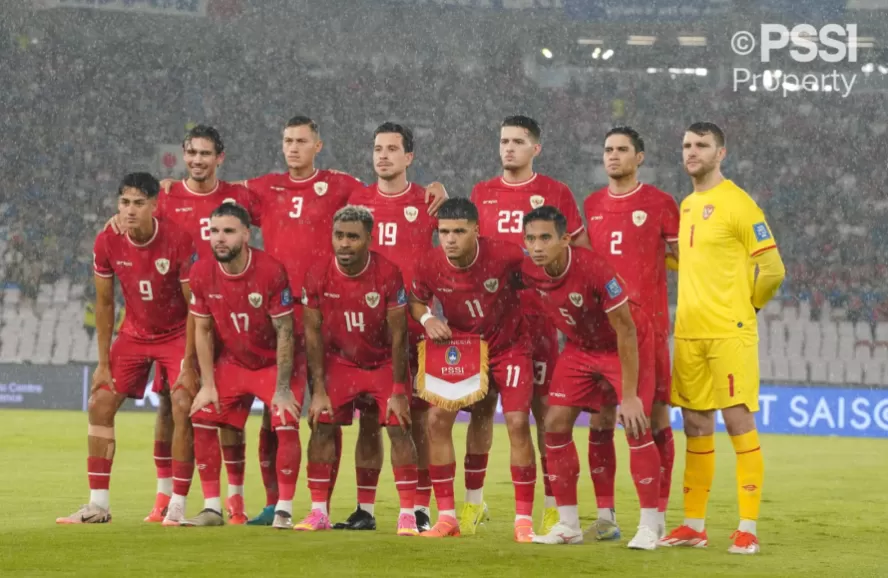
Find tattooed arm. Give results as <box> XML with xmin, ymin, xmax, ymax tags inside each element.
<box><xmin>273</xmin><ymin>314</ymin><xmax>295</xmax><ymax>394</ymax></box>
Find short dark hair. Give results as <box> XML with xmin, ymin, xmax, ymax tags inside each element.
<box><xmin>286</xmin><ymin>115</ymin><xmax>320</xmax><ymax>139</ymax></box>
<box><xmin>374</xmin><ymin>122</ymin><xmax>414</xmax><ymax>153</ymax></box>
<box><xmin>437</xmin><ymin>198</ymin><xmax>478</xmax><ymax>223</ymax></box>
<box><xmin>118</xmin><ymin>172</ymin><xmax>160</xmax><ymax>199</ymax></box>
<box><xmin>502</xmin><ymin>115</ymin><xmax>542</xmax><ymax>142</ymax></box>
<box><xmin>210</xmin><ymin>202</ymin><xmax>251</xmax><ymax>228</ymax></box>
<box><xmin>523</xmin><ymin>206</ymin><xmax>567</xmax><ymax>237</ymax></box>
<box><xmin>184</xmin><ymin>124</ymin><xmax>224</xmax><ymax>154</ymax></box>
<box><xmin>605</xmin><ymin>126</ymin><xmax>645</xmax><ymax>153</ymax></box>
<box><xmin>686</xmin><ymin>122</ymin><xmax>725</xmax><ymax>147</ymax></box>
<box><xmin>333</xmin><ymin>205</ymin><xmax>374</xmax><ymax>234</ymax></box>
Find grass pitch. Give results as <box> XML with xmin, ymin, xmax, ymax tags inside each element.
<box><xmin>0</xmin><ymin>409</ymin><xmax>885</xmax><ymax>577</ymax></box>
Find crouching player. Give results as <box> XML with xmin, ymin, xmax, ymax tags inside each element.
<box><xmin>296</xmin><ymin>206</ymin><xmax>419</xmax><ymax>535</ymax></box>
<box><xmin>183</xmin><ymin>203</ymin><xmax>304</xmax><ymax>528</ymax></box>
<box><xmin>521</xmin><ymin>206</ymin><xmax>662</xmax><ymax>550</ymax></box>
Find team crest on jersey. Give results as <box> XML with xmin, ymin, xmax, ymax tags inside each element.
<box><xmin>154</xmin><ymin>258</ymin><xmax>170</xmax><ymax>275</ymax></box>
<box><xmin>404</xmin><ymin>206</ymin><xmax>419</xmax><ymax>222</ymax></box>
<box><xmin>569</xmin><ymin>292</ymin><xmax>584</xmax><ymax>307</ymax></box>
<box><xmin>445</xmin><ymin>345</ymin><xmax>461</xmax><ymax>366</ymax></box>
<box><xmin>365</xmin><ymin>291</ymin><xmax>381</xmax><ymax>308</ymax></box>
<box><xmin>529</xmin><ymin>195</ymin><xmax>545</xmax><ymax>210</ymax></box>
<box><xmin>484</xmin><ymin>278</ymin><xmax>499</xmax><ymax>293</ymax></box>
<box><xmin>702</xmin><ymin>204</ymin><xmax>715</xmax><ymax>220</ymax></box>
<box><xmin>248</xmin><ymin>292</ymin><xmax>263</xmax><ymax>308</ymax></box>
<box><xmin>314</xmin><ymin>182</ymin><xmax>328</xmax><ymax>196</ymax></box>
<box><xmin>222</xmin><ymin>198</ymin><xmax>236</xmax><ymax>205</ymax></box>
<box><xmin>632</xmin><ymin>210</ymin><xmax>647</xmax><ymax>227</ymax></box>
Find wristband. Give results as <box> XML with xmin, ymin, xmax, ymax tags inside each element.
<box><xmin>392</xmin><ymin>382</ymin><xmax>409</xmax><ymax>396</ymax></box>
<box><xmin>420</xmin><ymin>312</ymin><xmax>435</xmax><ymax>327</ymax></box>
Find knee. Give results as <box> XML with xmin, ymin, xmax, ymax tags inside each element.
<box><xmin>505</xmin><ymin>413</ymin><xmax>531</xmax><ymax>439</ymax></box>
<box><xmin>87</xmin><ymin>390</ymin><xmax>118</xmax><ymax>423</ymax></box>
<box><xmin>683</xmin><ymin>410</ymin><xmax>714</xmax><ymax>437</ymax></box>
<box><xmin>426</xmin><ymin>409</ymin><xmax>454</xmax><ymax>437</ymax></box>
<box><xmin>590</xmin><ymin>407</ymin><xmax>618</xmax><ymax>431</ymax></box>
<box><xmin>543</xmin><ymin>406</ymin><xmax>573</xmax><ymax>433</ymax></box>
<box><xmin>650</xmin><ymin>404</ymin><xmax>671</xmax><ymax>433</ymax></box>
<box><xmin>310</xmin><ymin>423</ymin><xmax>336</xmax><ymax>445</ymax></box>
<box><xmin>358</xmin><ymin>412</ymin><xmax>382</xmax><ymax>439</ymax></box>
<box><xmin>171</xmin><ymin>390</ymin><xmax>192</xmax><ymax>425</ymax></box>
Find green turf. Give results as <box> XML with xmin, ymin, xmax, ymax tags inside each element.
<box><xmin>1</xmin><ymin>409</ymin><xmax>886</xmax><ymax>577</ymax></box>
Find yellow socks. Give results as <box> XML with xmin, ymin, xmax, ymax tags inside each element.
<box><xmin>683</xmin><ymin>435</ymin><xmax>716</xmax><ymax>522</ymax></box>
<box><xmin>731</xmin><ymin>430</ymin><xmax>764</xmax><ymax>524</ymax></box>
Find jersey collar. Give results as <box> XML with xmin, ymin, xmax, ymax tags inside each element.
<box><xmin>125</xmin><ymin>218</ymin><xmax>159</xmax><ymax>248</ymax></box>
<box><xmin>218</xmin><ymin>247</ymin><xmax>253</xmax><ymax>278</ymax></box>
<box><xmin>334</xmin><ymin>253</ymin><xmax>372</xmax><ymax>278</ymax></box>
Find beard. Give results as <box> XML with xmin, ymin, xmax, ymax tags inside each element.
<box><xmin>213</xmin><ymin>243</ymin><xmax>242</xmax><ymax>263</ymax></box>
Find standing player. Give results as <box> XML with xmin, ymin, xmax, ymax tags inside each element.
<box><xmin>57</xmin><ymin>173</ymin><xmax>197</xmax><ymax>524</ymax></box>
<box><xmin>659</xmin><ymin>123</ymin><xmax>784</xmax><ymax>554</ymax></box>
<box><xmin>521</xmin><ymin>207</ymin><xmax>662</xmax><ymax>550</ymax></box>
<box><xmin>108</xmin><ymin>125</ymin><xmax>261</xmax><ymax>524</ymax></box>
<box><xmin>469</xmin><ymin>116</ymin><xmax>591</xmax><ymax>535</ymax></box>
<box><xmin>183</xmin><ymin>203</ymin><xmax>304</xmax><ymax>528</ymax></box>
<box><xmin>410</xmin><ymin>198</ymin><xmax>538</xmax><ymax>542</ymax></box>
<box><xmin>295</xmin><ymin>206</ymin><xmax>419</xmax><ymax>535</ymax></box>
<box><xmin>582</xmin><ymin>126</ymin><xmax>680</xmax><ymax>540</ymax></box>
<box><xmin>331</xmin><ymin>123</ymin><xmax>437</xmax><ymax>532</ymax></box>
<box><xmin>241</xmin><ymin>116</ymin><xmax>447</xmax><ymax>525</ymax></box>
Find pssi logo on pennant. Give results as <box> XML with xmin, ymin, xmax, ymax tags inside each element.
<box><xmin>753</xmin><ymin>222</ymin><xmax>772</xmax><ymax>242</ymax></box>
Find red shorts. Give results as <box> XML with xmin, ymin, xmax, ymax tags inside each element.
<box><xmin>191</xmin><ymin>356</ymin><xmax>306</xmax><ymax>430</ymax></box>
<box><xmin>653</xmin><ymin>332</ymin><xmax>672</xmax><ymax>405</ymax></box>
<box><xmin>319</xmin><ymin>356</ymin><xmax>405</xmax><ymax>427</ymax></box>
<box><xmin>549</xmin><ymin>330</ymin><xmax>655</xmax><ymax>415</ymax></box>
<box><xmin>489</xmin><ymin>346</ymin><xmax>533</xmax><ymax>414</ymax></box>
<box><xmin>108</xmin><ymin>332</ymin><xmax>184</xmax><ymax>398</ymax></box>
<box><xmin>526</xmin><ymin>313</ymin><xmax>557</xmax><ymax>398</ymax></box>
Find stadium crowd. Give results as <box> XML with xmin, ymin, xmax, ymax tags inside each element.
<box><xmin>1</xmin><ymin>17</ymin><xmax>885</xmax><ymax>321</ymax></box>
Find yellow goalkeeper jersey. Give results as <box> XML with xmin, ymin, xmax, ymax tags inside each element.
<box><xmin>675</xmin><ymin>179</ymin><xmax>778</xmax><ymax>340</ymax></box>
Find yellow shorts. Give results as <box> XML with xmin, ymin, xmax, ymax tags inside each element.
<box><xmin>671</xmin><ymin>336</ymin><xmax>760</xmax><ymax>412</ymax></box>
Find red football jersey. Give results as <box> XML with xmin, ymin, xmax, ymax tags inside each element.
<box><xmin>521</xmin><ymin>247</ymin><xmax>631</xmax><ymax>352</ymax></box>
<box><xmin>156</xmin><ymin>180</ymin><xmax>260</xmax><ymax>262</ymax></box>
<box><xmin>348</xmin><ymin>182</ymin><xmax>435</xmax><ymax>291</ymax></box>
<box><xmin>245</xmin><ymin>169</ymin><xmax>365</xmax><ymax>289</ymax></box>
<box><xmin>412</xmin><ymin>237</ymin><xmax>527</xmax><ymax>356</ymax></box>
<box><xmin>189</xmin><ymin>248</ymin><xmax>294</xmax><ymax>370</ymax></box>
<box><xmin>471</xmin><ymin>173</ymin><xmax>585</xmax><ymax>247</ymax></box>
<box><xmin>302</xmin><ymin>252</ymin><xmax>407</xmax><ymax>369</ymax></box>
<box><xmin>583</xmin><ymin>183</ymin><xmax>679</xmax><ymax>335</ymax></box>
<box><xmin>93</xmin><ymin>218</ymin><xmax>195</xmax><ymax>342</ymax></box>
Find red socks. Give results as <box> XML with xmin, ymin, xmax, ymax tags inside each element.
<box><xmin>393</xmin><ymin>465</ymin><xmax>418</xmax><ymax>510</ymax></box>
<box><xmin>540</xmin><ymin>456</ymin><xmax>554</xmax><ymax>500</ymax></box>
<box><xmin>588</xmin><ymin>429</ymin><xmax>616</xmax><ymax>509</ymax></box>
<box><xmin>171</xmin><ymin>459</ymin><xmax>194</xmax><ymax>496</ymax></box>
<box><xmin>544</xmin><ymin>432</ymin><xmax>579</xmax><ymax>506</ymax></box>
<box><xmin>274</xmin><ymin>427</ymin><xmax>301</xmax><ymax>503</ymax></box>
<box><xmin>154</xmin><ymin>441</ymin><xmax>172</xmax><ymax>483</ymax></box>
<box><xmin>415</xmin><ymin>469</ymin><xmax>432</xmax><ymax>508</ymax></box>
<box><xmin>429</xmin><ymin>462</ymin><xmax>456</xmax><ymax>512</ymax></box>
<box><xmin>510</xmin><ymin>464</ymin><xmax>536</xmax><ymax>516</ymax></box>
<box><xmin>463</xmin><ymin>453</ymin><xmax>488</xmax><ymax>492</ymax></box>
<box><xmin>193</xmin><ymin>425</ymin><xmax>222</xmax><ymax>499</ymax></box>
<box><xmin>627</xmin><ymin>431</ymin><xmax>661</xmax><ymax>509</ymax></box>
<box><xmin>356</xmin><ymin>467</ymin><xmax>381</xmax><ymax>506</ymax></box>
<box><xmin>307</xmin><ymin>462</ymin><xmax>333</xmax><ymax>506</ymax></box>
<box><xmin>329</xmin><ymin>427</ymin><xmax>342</xmax><ymax>509</ymax></box>
<box><xmin>653</xmin><ymin>427</ymin><xmax>675</xmax><ymax>512</ymax></box>
<box><xmin>258</xmin><ymin>427</ymin><xmax>279</xmax><ymax>506</ymax></box>
<box><xmin>87</xmin><ymin>456</ymin><xmax>112</xmax><ymax>491</ymax></box>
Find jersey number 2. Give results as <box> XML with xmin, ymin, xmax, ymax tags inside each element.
<box><xmin>610</xmin><ymin>231</ymin><xmax>622</xmax><ymax>255</ymax></box>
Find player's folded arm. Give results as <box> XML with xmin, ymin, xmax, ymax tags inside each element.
<box><xmin>750</xmin><ymin>246</ymin><xmax>786</xmax><ymax>311</ymax></box>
